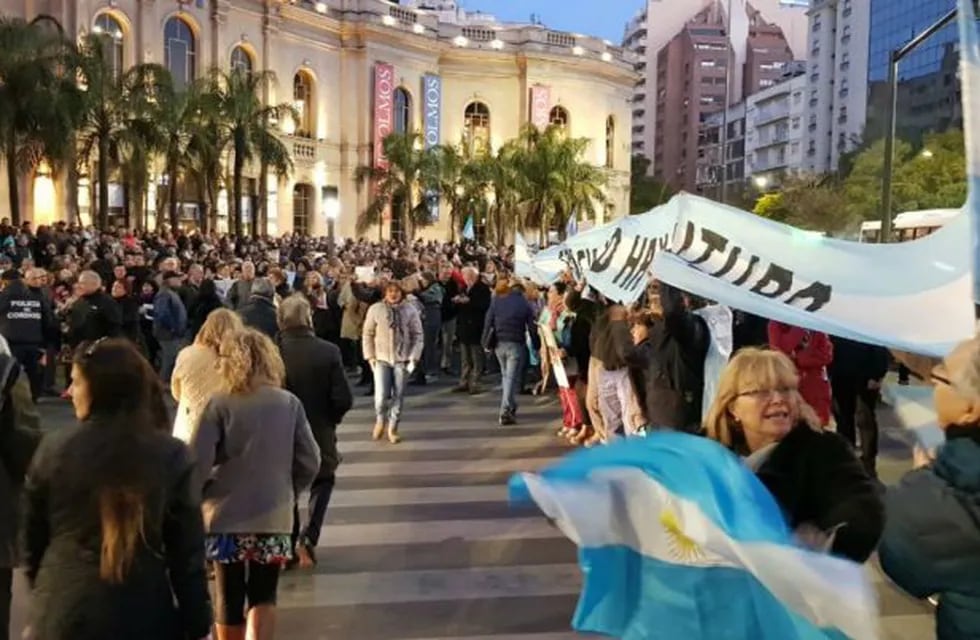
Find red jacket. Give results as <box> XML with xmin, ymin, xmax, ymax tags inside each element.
<box><xmin>768</xmin><ymin>321</ymin><xmax>833</xmax><ymax>425</ymax></box>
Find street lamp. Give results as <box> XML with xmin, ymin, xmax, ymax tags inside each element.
<box><xmin>880</xmin><ymin>8</ymin><xmax>957</xmax><ymax>244</ymax></box>
<box><xmin>921</xmin><ymin>148</ymin><xmax>934</xmax><ymax>159</ymax></box>
<box><xmin>753</xmin><ymin>175</ymin><xmax>769</xmax><ymax>191</ymax></box>
<box><xmin>322</xmin><ymin>187</ymin><xmax>339</xmax><ymax>255</ymax></box>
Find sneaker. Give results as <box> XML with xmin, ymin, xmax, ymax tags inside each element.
<box><xmin>499</xmin><ymin>413</ymin><xmax>516</xmax><ymax>426</ymax></box>
<box><xmin>452</xmin><ymin>384</ymin><xmax>470</xmax><ymax>393</ymax></box>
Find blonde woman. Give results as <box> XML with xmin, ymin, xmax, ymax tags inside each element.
<box><xmin>703</xmin><ymin>347</ymin><xmax>882</xmax><ymax>562</ymax></box>
<box><xmin>190</xmin><ymin>328</ymin><xmax>320</xmax><ymax>640</ymax></box>
<box><xmin>171</xmin><ymin>308</ymin><xmax>243</xmax><ymax>443</ymax></box>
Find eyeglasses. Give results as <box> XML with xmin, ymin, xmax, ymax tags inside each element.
<box><xmin>931</xmin><ymin>368</ymin><xmax>952</xmax><ymax>387</ymax></box>
<box><xmin>737</xmin><ymin>386</ymin><xmax>796</xmax><ymax>399</ymax></box>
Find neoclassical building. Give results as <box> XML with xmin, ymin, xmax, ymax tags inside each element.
<box><xmin>3</xmin><ymin>0</ymin><xmax>636</xmax><ymax>240</ymax></box>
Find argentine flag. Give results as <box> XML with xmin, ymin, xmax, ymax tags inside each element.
<box><xmin>509</xmin><ymin>432</ymin><xmax>878</xmax><ymax>640</ymax></box>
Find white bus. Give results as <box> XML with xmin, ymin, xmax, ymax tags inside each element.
<box><xmin>859</xmin><ymin>208</ymin><xmax>960</xmax><ymax>243</ymax></box>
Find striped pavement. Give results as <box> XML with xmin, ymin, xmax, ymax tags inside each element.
<box><xmin>275</xmin><ymin>382</ymin><xmax>937</xmax><ymax>640</ymax></box>
<box><xmin>10</xmin><ymin>386</ymin><xmax>936</xmax><ymax>639</ymax></box>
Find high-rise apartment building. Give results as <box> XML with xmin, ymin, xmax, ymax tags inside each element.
<box><xmin>624</xmin><ymin>0</ymin><xmax>807</xmax><ymax>168</ymax></box>
<box><xmin>652</xmin><ymin>2</ymin><xmax>794</xmax><ymax>191</ymax></box>
<box><xmin>801</xmin><ymin>0</ymin><xmax>871</xmax><ymax>174</ymax></box>
<box><xmin>697</xmin><ymin>64</ymin><xmax>807</xmax><ymax>199</ymax></box>
<box><xmin>866</xmin><ymin>0</ymin><xmax>962</xmax><ymax>143</ymax></box>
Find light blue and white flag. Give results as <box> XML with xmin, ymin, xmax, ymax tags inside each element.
<box><xmin>510</xmin><ymin>433</ymin><xmax>878</xmax><ymax>640</ymax></box>
<box><xmin>566</xmin><ymin>214</ymin><xmax>579</xmax><ymax>238</ymax></box>
<box><xmin>461</xmin><ymin>215</ymin><xmax>475</xmax><ymax>241</ymax></box>
<box><xmin>957</xmin><ymin>0</ymin><xmax>980</xmax><ymax>303</ymax></box>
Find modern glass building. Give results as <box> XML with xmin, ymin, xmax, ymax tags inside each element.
<box><xmin>866</xmin><ymin>0</ymin><xmax>961</xmax><ymax>143</ymax></box>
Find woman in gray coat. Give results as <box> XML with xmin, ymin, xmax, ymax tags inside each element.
<box><xmin>191</xmin><ymin>328</ymin><xmax>320</xmax><ymax>640</ymax></box>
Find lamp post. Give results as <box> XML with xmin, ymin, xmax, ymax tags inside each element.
<box><xmin>323</xmin><ymin>190</ymin><xmax>339</xmax><ymax>256</ymax></box>
<box><xmin>879</xmin><ymin>8</ymin><xmax>957</xmax><ymax>244</ymax></box>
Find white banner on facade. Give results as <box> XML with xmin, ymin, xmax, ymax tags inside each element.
<box><xmin>515</xmin><ymin>194</ymin><xmax>974</xmax><ymax>356</ymax></box>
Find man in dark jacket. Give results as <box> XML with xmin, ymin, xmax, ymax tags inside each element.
<box><xmin>829</xmin><ymin>335</ymin><xmax>889</xmax><ymax>476</ymax></box>
<box><xmin>438</xmin><ymin>265</ymin><xmax>461</xmax><ymax>374</ymax></box>
<box><xmin>153</xmin><ymin>271</ymin><xmax>188</xmax><ymax>384</ymax></box>
<box><xmin>67</xmin><ymin>270</ymin><xmax>122</xmax><ymax>349</ymax></box>
<box><xmin>277</xmin><ymin>295</ymin><xmax>352</xmax><ymax>567</ymax></box>
<box><xmin>453</xmin><ymin>266</ymin><xmax>491</xmax><ymax>394</ymax></box>
<box><xmin>238</xmin><ymin>278</ymin><xmax>278</xmax><ymax>339</ymax></box>
<box><xmin>482</xmin><ymin>283</ymin><xmax>538</xmax><ymax>425</ymax></box>
<box><xmin>0</xmin><ymin>270</ymin><xmax>56</xmax><ymax>401</ymax></box>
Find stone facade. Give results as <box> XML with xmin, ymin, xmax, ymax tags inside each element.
<box><xmin>1</xmin><ymin>0</ymin><xmax>635</xmax><ymax>240</ymax></box>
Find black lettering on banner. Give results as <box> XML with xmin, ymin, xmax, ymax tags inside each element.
<box><xmin>689</xmin><ymin>228</ymin><xmax>729</xmax><ymax>266</ymax></box>
<box><xmin>711</xmin><ymin>245</ymin><xmax>741</xmax><ymax>278</ymax></box>
<box><xmin>591</xmin><ymin>227</ymin><xmax>622</xmax><ymax>273</ymax></box>
<box><xmin>731</xmin><ymin>255</ymin><xmax>759</xmax><ymax>286</ymax></box>
<box><xmin>786</xmin><ymin>281</ymin><xmax>833</xmax><ymax>312</ymax></box>
<box><xmin>749</xmin><ymin>264</ymin><xmax>793</xmax><ymax>299</ymax></box>
<box><xmin>613</xmin><ymin>232</ymin><xmax>670</xmax><ymax>295</ymax></box>
<box><xmin>676</xmin><ymin>221</ymin><xmax>696</xmax><ymax>255</ymax></box>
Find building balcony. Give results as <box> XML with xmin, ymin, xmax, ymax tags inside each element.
<box><xmin>754</xmin><ymin>130</ymin><xmax>790</xmax><ymax>149</ymax></box>
<box><xmin>753</xmin><ymin>156</ymin><xmax>789</xmax><ymax>172</ymax></box>
<box><xmin>277</xmin><ymin>132</ymin><xmax>329</xmax><ymax>165</ymax></box>
<box><xmin>754</xmin><ymin>108</ymin><xmax>789</xmax><ymax>126</ymax></box>
<box><xmin>286</xmin><ymin>0</ymin><xmax>634</xmax><ymax>69</ymax></box>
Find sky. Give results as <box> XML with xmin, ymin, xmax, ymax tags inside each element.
<box><xmin>464</xmin><ymin>0</ymin><xmax>642</xmax><ymax>44</ymax></box>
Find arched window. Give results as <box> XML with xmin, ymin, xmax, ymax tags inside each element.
<box><xmin>230</xmin><ymin>45</ymin><xmax>253</xmax><ymax>74</ymax></box>
<box><xmin>93</xmin><ymin>13</ymin><xmax>124</xmax><ymax>78</ymax></box>
<box><xmin>293</xmin><ymin>71</ymin><xmax>314</xmax><ymax>138</ymax></box>
<box><xmin>464</xmin><ymin>102</ymin><xmax>491</xmax><ymax>156</ymax></box>
<box><xmin>549</xmin><ymin>106</ymin><xmax>569</xmax><ymax>129</ymax></box>
<box><xmin>605</xmin><ymin>116</ymin><xmax>615</xmax><ymax>168</ymax></box>
<box><xmin>394</xmin><ymin>88</ymin><xmax>412</xmax><ymax>135</ymax></box>
<box><xmin>164</xmin><ymin>17</ymin><xmax>196</xmax><ymax>88</ymax></box>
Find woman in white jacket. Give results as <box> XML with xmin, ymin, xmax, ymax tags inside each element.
<box><xmin>171</xmin><ymin>308</ymin><xmax>243</xmax><ymax>442</ymax></box>
<box><xmin>362</xmin><ymin>282</ymin><xmax>424</xmax><ymax>444</ymax></box>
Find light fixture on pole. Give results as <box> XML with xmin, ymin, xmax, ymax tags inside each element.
<box><xmin>880</xmin><ymin>8</ymin><xmax>957</xmax><ymax>244</ymax></box>
<box><xmin>322</xmin><ymin>186</ymin><xmax>339</xmax><ymax>255</ymax></box>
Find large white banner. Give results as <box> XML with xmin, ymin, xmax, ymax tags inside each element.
<box><xmin>516</xmin><ymin>194</ymin><xmax>974</xmax><ymax>357</ymax></box>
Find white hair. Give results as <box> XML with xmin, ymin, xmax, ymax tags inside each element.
<box><xmin>950</xmin><ymin>337</ymin><xmax>980</xmax><ymax>403</ymax></box>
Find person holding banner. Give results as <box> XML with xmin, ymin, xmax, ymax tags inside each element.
<box><xmin>878</xmin><ymin>336</ymin><xmax>980</xmax><ymax>640</ymax></box>
<box><xmin>767</xmin><ymin>322</ymin><xmax>834</xmax><ymax>427</ymax></box>
<box><xmin>704</xmin><ymin>348</ymin><xmax>883</xmax><ymax>562</ymax></box>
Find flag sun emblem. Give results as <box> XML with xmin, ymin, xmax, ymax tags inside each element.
<box><xmin>660</xmin><ymin>507</ymin><xmax>705</xmax><ymax>562</ymax></box>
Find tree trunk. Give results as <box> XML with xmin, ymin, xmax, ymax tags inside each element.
<box><xmin>6</xmin><ymin>138</ymin><xmax>20</xmax><ymax>225</ymax></box>
<box><xmin>258</xmin><ymin>161</ymin><xmax>268</xmax><ymax>236</ymax></box>
<box><xmin>122</xmin><ymin>180</ymin><xmax>130</xmax><ymax>229</ymax></box>
<box><xmin>98</xmin><ymin>137</ymin><xmax>110</xmax><ymax>229</ymax></box>
<box><xmin>233</xmin><ymin>131</ymin><xmax>246</xmax><ymax>237</ymax></box>
<box><xmin>168</xmin><ymin>163</ymin><xmax>179</xmax><ymax>232</ymax></box>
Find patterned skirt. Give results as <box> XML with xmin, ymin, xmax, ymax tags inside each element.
<box><xmin>205</xmin><ymin>533</ymin><xmax>293</xmax><ymax>565</ymax></box>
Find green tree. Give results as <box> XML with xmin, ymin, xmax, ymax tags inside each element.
<box><xmin>629</xmin><ymin>155</ymin><xmax>674</xmax><ymax>214</ymax></box>
<box><xmin>508</xmin><ymin>124</ymin><xmax>607</xmax><ymax>244</ymax></box>
<box><xmin>0</xmin><ymin>17</ymin><xmax>82</xmax><ymax>224</ymax></box>
<box><xmin>208</xmin><ymin>69</ymin><xmax>293</xmax><ymax>237</ymax></box>
<box><xmin>355</xmin><ymin>131</ymin><xmax>438</xmax><ymax>240</ymax></box>
<box><xmin>841</xmin><ymin>129</ymin><xmax>966</xmax><ymax>224</ymax></box>
<box><xmin>752</xmin><ymin>174</ymin><xmax>853</xmax><ymax>233</ymax></box>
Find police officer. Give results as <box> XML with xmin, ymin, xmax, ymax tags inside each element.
<box><xmin>0</xmin><ymin>269</ymin><xmax>55</xmax><ymax>402</ymax></box>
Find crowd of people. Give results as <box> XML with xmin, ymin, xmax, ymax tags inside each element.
<box><xmin>0</xmin><ymin>218</ymin><xmax>975</xmax><ymax>640</ymax></box>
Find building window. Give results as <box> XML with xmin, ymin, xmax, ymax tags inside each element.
<box><xmin>93</xmin><ymin>13</ymin><xmax>124</xmax><ymax>78</ymax></box>
<box><xmin>549</xmin><ymin>105</ymin><xmax>569</xmax><ymax>129</ymax></box>
<box><xmin>605</xmin><ymin>116</ymin><xmax>615</xmax><ymax>168</ymax></box>
<box><xmin>292</xmin><ymin>71</ymin><xmax>314</xmax><ymax>138</ymax></box>
<box><xmin>164</xmin><ymin>17</ymin><xmax>196</xmax><ymax>88</ymax></box>
<box><xmin>292</xmin><ymin>184</ymin><xmax>312</xmax><ymax>235</ymax></box>
<box><xmin>464</xmin><ymin>101</ymin><xmax>490</xmax><ymax>156</ymax></box>
<box><xmin>394</xmin><ymin>88</ymin><xmax>412</xmax><ymax>135</ymax></box>
<box><xmin>230</xmin><ymin>46</ymin><xmax>253</xmax><ymax>74</ymax></box>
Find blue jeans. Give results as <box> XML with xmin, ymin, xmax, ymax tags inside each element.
<box><xmin>495</xmin><ymin>341</ymin><xmax>526</xmax><ymax>416</ymax></box>
<box><xmin>373</xmin><ymin>362</ymin><xmax>408</xmax><ymax>426</ymax></box>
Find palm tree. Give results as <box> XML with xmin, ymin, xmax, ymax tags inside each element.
<box><xmin>184</xmin><ymin>86</ymin><xmax>227</xmax><ymax>235</ymax></box>
<box><xmin>210</xmin><ymin>69</ymin><xmax>293</xmax><ymax>237</ymax></box>
<box><xmin>509</xmin><ymin>124</ymin><xmax>608</xmax><ymax>244</ymax></box>
<box><xmin>0</xmin><ymin>17</ymin><xmax>82</xmax><ymax>224</ymax></box>
<box><xmin>355</xmin><ymin>131</ymin><xmax>438</xmax><ymax>241</ymax></box>
<box><xmin>76</xmin><ymin>33</ymin><xmax>133</xmax><ymax>229</ymax></box>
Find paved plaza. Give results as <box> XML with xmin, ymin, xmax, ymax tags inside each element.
<box><xmin>10</xmin><ymin>380</ymin><xmax>936</xmax><ymax>639</ymax></box>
